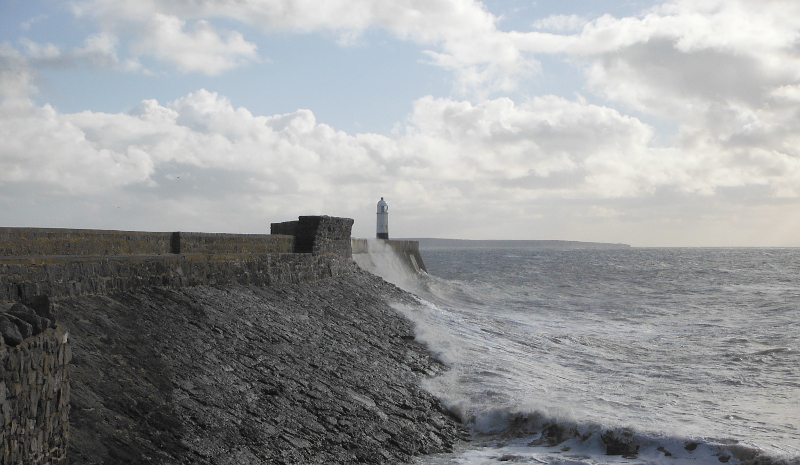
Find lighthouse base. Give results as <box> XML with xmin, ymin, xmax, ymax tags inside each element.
<box><xmin>376</xmin><ymin>233</ymin><xmax>389</xmax><ymax>239</ymax></box>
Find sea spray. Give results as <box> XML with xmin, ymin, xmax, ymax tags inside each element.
<box><xmin>364</xmin><ymin>246</ymin><xmax>800</xmax><ymax>465</ymax></box>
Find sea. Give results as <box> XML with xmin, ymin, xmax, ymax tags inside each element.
<box><xmin>362</xmin><ymin>245</ymin><xmax>800</xmax><ymax>465</ymax></box>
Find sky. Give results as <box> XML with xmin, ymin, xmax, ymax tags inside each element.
<box><xmin>2</xmin><ymin>0</ymin><xmax>800</xmax><ymax>246</ymax></box>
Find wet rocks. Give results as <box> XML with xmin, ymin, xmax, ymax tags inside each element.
<box><xmin>529</xmin><ymin>423</ymin><xmax>578</xmax><ymax>447</ymax></box>
<box><xmin>601</xmin><ymin>429</ymin><xmax>639</xmax><ymax>457</ymax></box>
<box><xmin>60</xmin><ymin>270</ymin><xmax>467</xmax><ymax>464</ymax></box>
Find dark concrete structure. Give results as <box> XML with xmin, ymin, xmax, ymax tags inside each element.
<box><xmin>351</xmin><ymin>239</ymin><xmax>427</xmax><ymax>274</ymax></box>
<box><xmin>0</xmin><ymin>218</ymin><xmax>356</xmax><ymax>303</ymax></box>
<box><xmin>0</xmin><ymin>216</ymin><xmax>396</xmax><ymax>464</ymax></box>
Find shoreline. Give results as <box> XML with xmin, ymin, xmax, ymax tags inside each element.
<box><xmin>62</xmin><ymin>268</ymin><xmax>467</xmax><ymax>464</ymax></box>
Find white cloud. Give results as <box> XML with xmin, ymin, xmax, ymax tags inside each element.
<box><xmin>6</xmin><ymin>0</ymin><xmax>800</xmax><ymax>244</ymax></box>
<box><xmin>1</xmin><ymin>56</ymin><xmax>800</xmax><ymax>243</ymax></box>
<box><xmin>130</xmin><ymin>14</ymin><xmax>257</xmax><ymax>74</ymax></box>
<box><xmin>532</xmin><ymin>14</ymin><xmax>587</xmax><ymax>32</ymax></box>
<box><xmin>19</xmin><ymin>39</ymin><xmax>61</xmax><ymax>60</ymax></box>
<box><xmin>2</xmin><ymin>81</ymin><xmax>799</xmax><ymax>231</ymax></box>
<box><xmin>57</xmin><ymin>0</ymin><xmax>800</xmax><ymax>98</ymax></box>
<box><xmin>14</xmin><ymin>33</ymin><xmax>142</xmax><ymax>72</ymax></box>
<box><xmin>506</xmin><ymin>0</ymin><xmax>800</xmax><ymax>200</ymax></box>
<box><xmin>0</xmin><ymin>44</ymin><xmax>37</xmax><ymax>111</ymax></box>
<box><xmin>70</xmin><ymin>0</ymin><xmax>536</xmax><ymax>92</ymax></box>
<box><xmin>20</xmin><ymin>15</ymin><xmax>48</xmax><ymax>31</ymax></box>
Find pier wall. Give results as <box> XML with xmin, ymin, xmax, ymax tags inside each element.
<box><xmin>0</xmin><ymin>216</ymin><xmax>355</xmax><ymax>464</ymax></box>
<box><xmin>351</xmin><ymin>239</ymin><xmax>427</xmax><ymax>274</ymax></box>
<box><xmin>0</xmin><ymin>217</ymin><xmax>352</xmax><ymax>303</ymax></box>
<box><xmin>0</xmin><ymin>228</ymin><xmax>294</xmax><ymax>257</ymax></box>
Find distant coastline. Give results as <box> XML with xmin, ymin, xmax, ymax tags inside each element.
<box><xmin>404</xmin><ymin>238</ymin><xmax>632</xmax><ymax>250</ymax></box>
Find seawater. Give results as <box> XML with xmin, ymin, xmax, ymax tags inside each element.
<box><xmin>369</xmin><ymin>246</ymin><xmax>800</xmax><ymax>465</ymax></box>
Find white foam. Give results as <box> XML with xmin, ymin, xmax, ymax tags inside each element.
<box><xmin>363</xmin><ymin>247</ymin><xmax>800</xmax><ymax>465</ymax></box>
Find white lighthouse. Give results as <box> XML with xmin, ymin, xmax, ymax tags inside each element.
<box><xmin>376</xmin><ymin>197</ymin><xmax>389</xmax><ymax>239</ymax></box>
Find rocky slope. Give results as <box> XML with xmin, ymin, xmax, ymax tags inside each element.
<box><xmin>59</xmin><ymin>268</ymin><xmax>466</xmax><ymax>464</ymax></box>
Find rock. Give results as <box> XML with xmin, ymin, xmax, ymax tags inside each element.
<box><xmin>7</xmin><ymin>303</ymin><xmax>47</xmax><ymax>335</ymax></box>
<box><xmin>6</xmin><ymin>302</ymin><xmax>33</xmax><ymax>315</ymax></box>
<box><xmin>601</xmin><ymin>430</ymin><xmax>639</xmax><ymax>456</ymax></box>
<box><xmin>529</xmin><ymin>423</ymin><xmax>576</xmax><ymax>447</ymax></box>
<box><xmin>4</xmin><ymin>313</ymin><xmax>33</xmax><ymax>340</ymax></box>
<box><xmin>22</xmin><ymin>294</ymin><xmax>56</xmax><ymax>322</ymax></box>
<box><xmin>0</xmin><ymin>315</ymin><xmax>23</xmax><ymax>346</ymax></box>
<box><xmin>60</xmin><ymin>271</ymin><xmax>468</xmax><ymax>464</ymax></box>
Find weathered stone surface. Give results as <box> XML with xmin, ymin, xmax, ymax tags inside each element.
<box><xmin>272</xmin><ymin>216</ymin><xmax>354</xmax><ymax>257</ymax></box>
<box><xmin>0</xmin><ymin>315</ymin><xmax>23</xmax><ymax>346</ymax></box>
<box><xmin>6</xmin><ymin>302</ymin><xmax>33</xmax><ymax>315</ymax></box>
<box><xmin>0</xmin><ymin>227</ymin><xmax>172</xmax><ymax>257</ymax></box>
<box><xmin>0</xmin><ymin>217</ymin><xmax>457</xmax><ymax>465</ymax></box>
<box><xmin>6</xmin><ymin>303</ymin><xmax>48</xmax><ymax>335</ymax></box>
<box><xmin>4</xmin><ymin>313</ymin><xmax>32</xmax><ymax>340</ymax></box>
<box><xmin>0</xmin><ymin>253</ymin><xmax>356</xmax><ymax>302</ymax></box>
<box><xmin>62</xmin><ymin>271</ymin><xmax>467</xmax><ymax>464</ymax></box>
<box><xmin>0</xmin><ymin>217</ymin><xmax>357</xmax><ymax>303</ymax></box>
<box><xmin>0</xmin><ymin>326</ymin><xmax>70</xmax><ymax>465</ymax></box>
<box><xmin>21</xmin><ymin>295</ymin><xmax>54</xmax><ymax>322</ymax></box>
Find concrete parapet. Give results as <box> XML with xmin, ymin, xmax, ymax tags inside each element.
<box><xmin>351</xmin><ymin>239</ymin><xmax>427</xmax><ymax>274</ymax></box>
<box><xmin>0</xmin><ymin>228</ymin><xmax>171</xmax><ymax>257</ymax></box>
<box><xmin>0</xmin><ymin>216</ymin><xmax>356</xmax><ymax>303</ymax></box>
<box><xmin>0</xmin><ymin>228</ymin><xmax>295</xmax><ymax>257</ymax></box>
<box><xmin>272</xmin><ymin>216</ymin><xmax>354</xmax><ymax>257</ymax></box>
<box><xmin>270</xmin><ymin>220</ymin><xmax>298</xmax><ymax>238</ymax></box>
<box><xmin>177</xmin><ymin>232</ymin><xmax>293</xmax><ymax>255</ymax></box>
<box><xmin>0</xmin><ymin>325</ymin><xmax>70</xmax><ymax>465</ymax></box>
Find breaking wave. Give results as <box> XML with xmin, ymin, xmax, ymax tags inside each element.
<box><xmin>359</xmin><ymin>246</ymin><xmax>800</xmax><ymax>465</ymax></box>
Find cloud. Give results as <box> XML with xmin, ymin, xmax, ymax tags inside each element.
<box><xmin>532</xmin><ymin>14</ymin><xmax>587</xmax><ymax>32</ymax></box>
<box><xmin>20</xmin><ymin>15</ymin><xmax>48</xmax><ymax>31</ymax></box>
<box><xmin>0</xmin><ymin>45</ymin><xmax>37</xmax><ymax>110</ymax></box>
<box><xmin>6</xmin><ymin>0</ymin><xmax>800</xmax><ymax>243</ymax></box>
<box><xmin>70</xmin><ymin>0</ymin><xmax>537</xmax><ymax>92</ymax></box>
<box><xmin>2</xmin><ymin>79</ymin><xmax>799</xmax><ymax>233</ymax></box>
<box><xmin>130</xmin><ymin>14</ymin><xmax>257</xmax><ymax>74</ymax></box>
<box><xmin>502</xmin><ymin>0</ymin><xmax>800</xmax><ymax>198</ymax></box>
<box><xmin>14</xmin><ymin>33</ymin><xmax>142</xmax><ymax>72</ymax></box>
<box><xmin>19</xmin><ymin>39</ymin><xmax>61</xmax><ymax>60</ymax></box>
<box><xmin>572</xmin><ymin>1</ymin><xmax>800</xmax><ymax>113</ymax></box>
<box><xmin>54</xmin><ymin>0</ymin><xmax>800</xmax><ymax>98</ymax></box>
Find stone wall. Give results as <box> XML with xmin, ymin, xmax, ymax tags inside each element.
<box><xmin>0</xmin><ymin>228</ymin><xmax>294</xmax><ymax>258</ymax></box>
<box><xmin>0</xmin><ymin>325</ymin><xmax>71</xmax><ymax>465</ymax></box>
<box><xmin>0</xmin><ymin>253</ymin><xmax>354</xmax><ymax>303</ymax></box>
<box><xmin>176</xmin><ymin>233</ymin><xmax>293</xmax><ymax>255</ymax></box>
<box><xmin>0</xmin><ymin>216</ymin><xmax>355</xmax><ymax>303</ymax></box>
<box><xmin>0</xmin><ymin>228</ymin><xmax>171</xmax><ymax>257</ymax></box>
<box><xmin>298</xmin><ymin>216</ymin><xmax>354</xmax><ymax>257</ymax></box>
<box><xmin>271</xmin><ymin>216</ymin><xmax>354</xmax><ymax>257</ymax></box>
<box><xmin>0</xmin><ymin>215</ymin><xmax>357</xmax><ymax>464</ymax></box>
